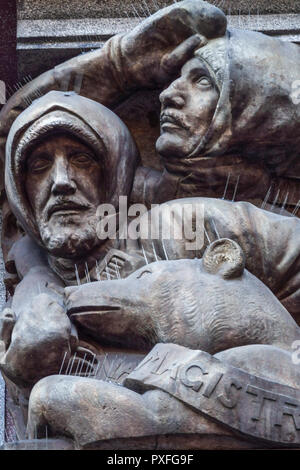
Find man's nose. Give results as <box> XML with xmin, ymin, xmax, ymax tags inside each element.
<box><xmin>159</xmin><ymin>80</ymin><xmax>185</xmax><ymax>109</ymax></box>
<box><xmin>51</xmin><ymin>158</ymin><xmax>76</xmax><ymax>196</ymax></box>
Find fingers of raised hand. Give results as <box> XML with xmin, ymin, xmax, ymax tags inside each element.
<box><xmin>161</xmin><ymin>34</ymin><xmax>207</xmax><ymax>77</ymax></box>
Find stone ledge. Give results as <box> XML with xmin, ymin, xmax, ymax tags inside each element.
<box><xmin>17</xmin><ymin>0</ymin><xmax>300</xmax><ymax>20</ymax></box>
<box><xmin>16</xmin><ymin>13</ymin><xmax>300</xmax><ymax>81</ymax></box>
<box><xmin>17</xmin><ymin>14</ymin><xmax>300</xmax><ymax>46</ymax></box>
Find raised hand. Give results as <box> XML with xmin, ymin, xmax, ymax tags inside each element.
<box><xmin>1</xmin><ymin>293</ymin><xmax>77</xmax><ymax>390</ymax></box>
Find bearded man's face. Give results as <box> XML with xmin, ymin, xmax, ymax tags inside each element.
<box><xmin>25</xmin><ymin>133</ymin><xmax>103</xmax><ymax>258</ymax></box>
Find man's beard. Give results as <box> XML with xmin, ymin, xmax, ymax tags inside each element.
<box><xmin>38</xmin><ymin>215</ymin><xmax>99</xmax><ymax>259</ymax></box>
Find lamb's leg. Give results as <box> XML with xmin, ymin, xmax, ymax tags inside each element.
<box><xmin>27</xmin><ymin>375</ymin><xmax>157</xmax><ymax>448</ymax></box>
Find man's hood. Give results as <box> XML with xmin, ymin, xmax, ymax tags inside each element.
<box><xmin>164</xmin><ymin>28</ymin><xmax>300</xmax><ymax>181</ymax></box>
<box><xmin>5</xmin><ymin>90</ymin><xmax>140</xmax><ymax>246</ymax></box>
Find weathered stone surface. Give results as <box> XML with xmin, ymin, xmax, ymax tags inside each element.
<box><xmin>0</xmin><ymin>374</ymin><xmax>5</xmax><ymax>447</ymax></box>
<box><xmin>16</xmin><ymin>13</ymin><xmax>300</xmax><ymax>79</ymax></box>
<box><xmin>1</xmin><ymin>0</ymin><xmax>300</xmax><ymax>450</ymax></box>
<box><xmin>125</xmin><ymin>343</ymin><xmax>300</xmax><ymax>446</ymax></box>
<box><xmin>17</xmin><ymin>0</ymin><xmax>300</xmax><ymax>19</ymax></box>
<box><xmin>16</xmin><ymin>0</ymin><xmax>300</xmax><ymax>80</ymax></box>
<box><xmin>0</xmin><ymin>213</ymin><xmax>7</xmax><ymax>449</ymax></box>
<box><xmin>2</xmin><ymin>438</ymin><xmax>75</xmax><ymax>450</ymax></box>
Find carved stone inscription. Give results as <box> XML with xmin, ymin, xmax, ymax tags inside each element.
<box><xmin>125</xmin><ymin>344</ymin><xmax>300</xmax><ymax>447</ymax></box>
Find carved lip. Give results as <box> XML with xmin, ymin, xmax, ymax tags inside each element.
<box><xmin>48</xmin><ymin>202</ymin><xmax>89</xmax><ymax>219</ymax></box>
<box><xmin>160</xmin><ymin>112</ymin><xmax>188</xmax><ymax>131</ymax></box>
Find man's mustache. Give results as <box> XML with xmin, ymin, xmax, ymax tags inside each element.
<box><xmin>46</xmin><ymin>199</ymin><xmax>92</xmax><ymax>219</ymax></box>
<box><xmin>160</xmin><ymin>111</ymin><xmax>189</xmax><ymax>131</ymax></box>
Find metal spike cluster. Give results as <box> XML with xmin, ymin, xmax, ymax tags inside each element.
<box><xmin>260</xmin><ymin>185</ymin><xmax>300</xmax><ymax>218</ymax></box>
<box><xmin>221</xmin><ymin>173</ymin><xmax>240</xmax><ymax>202</ymax></box>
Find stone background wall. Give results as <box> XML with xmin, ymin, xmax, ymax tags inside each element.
<box><xmin>16</xmin><ymin>0</ymin><xmax>300</xmax><ymax>79</ymax></box>
<box><xmin>0</xmin><ymin>215</ymin><xmax>6</xmax><ymax>447</ymax></box>
<box><xmin>16</xmin><ymin>0</ymin><xmax>300</xmax><ymax>18</ymax></box>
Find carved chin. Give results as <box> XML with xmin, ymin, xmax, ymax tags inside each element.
<box><xmin>39</xmin><ymin>223</ymin><xmax>99</xmax><ymax>258</ymax></box>
<box><xmin>156</xmin><ymin>132</ymin><xmax>194</xmax><ymax>159</ymax></box>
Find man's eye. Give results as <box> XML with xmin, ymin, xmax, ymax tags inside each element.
<box><xmin>70</xmin><ymin>154</ymin><xmax>93</xmax><ymax>167</ymax></box>
<box><xmin>29</xmin><ymin>158</ymin><xmax>51</xmax><ymax>173</ymax></box>
<box><xmin>196</xmin><ymin>77</ymin><xmax>211</xmax><ymax>87</ymax></box>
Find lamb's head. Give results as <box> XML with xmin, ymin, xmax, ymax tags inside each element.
<box><xmin>65</xmin><ymin>239</ymin><xmax>299</xmax><ymax>353</ymax></box>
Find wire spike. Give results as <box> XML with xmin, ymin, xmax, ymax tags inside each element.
<box><xmin>88</xmin><ymin>354</ymin><xmax>97</xmax><ymax>377</ymax></box>
<box><xmin>74</xmin><ymin>357</ymin><xmax>82</xmax><ymax>376</ymax></box>
<box><xmin>231</xmin><ymin>175</ymin><xmax>240</xmax><ymax>202</ymax></box>
<box><xmin>261</xmin><ymin>184</ymin><xmax>273</xmax><ymax>209</ymax></box>
<box><xmin>64</xmin><ymin>356</ymin><xmax>73</xmax><ymax>375</ymax></box>
<box><xmin>59</xmin><ymin>351</ymin><xmax>68</xmax><ymax>374</ymax></box>
<box><xmin>68</xmin><ymin>352</ymin><xmax>77</xmax><ymax>375</ymax></box>
<box><xmin>93</xmin><ymin>359</ymin><xmax>101</xmax><ymax>379</ymax></box>
<box><xmin>141</xmin><ymin>244</ymin><xmax>149</xmax><ymax>264</ymax></box>
<box><xmin>85</xmin><ymin>262</ymin><xmax>91</xmax><ymax>283</ymax></box>
<box><xmin>98</xmin><ymin>353</ymin><xmax>108</xmax><ymax>380</ymax></box>
<box><xmin>131</xmin><ymin>4</ymin><xmax>140</xmax><ymax>18</ymax></box>
<box><xmin>74</xmin><ymin>264</ymin><xmax>81</xmax><ymax>285</ymax></box>
<box><xmin>114</xmin><ymin>260</ymin><xmax>121</xmax><ymax>279</ymax></box>
<box><xmin>95</xmin><ymin>260</ymin><xmax>101</xmax><ymax>281</ymax></box>
<box><xmin>162</xmin><ymin>239</ymin><xmax>169</xmax><ymax>260</ymax></box>
<box><xmin>270</xmin><ymin>189</ymin><xmax>280</xmax><ymax>212</ymax></box>
<box><xmin>212</xmin><ymin>219</ymin><xmax>220</xmax><ymax>240</ymax></box>
<box><xmin>292</xmin><ymin>200</ymin><xmax>300</xmax><ymax>216</ymax></box>
<box><xmin>105</xmin><ymin>259</ymin><xmax>111</xmax><ymax>280</ymax></box>
<box><xmin>222</xmin><ymin>173</ymin><xmax>231</xmax><ymax>200</ymax></box>
<box><xmin>279</xmin><ymin>192</ymin><xmax>289</xmax><ymax>215</ymax></box>
<box><xmin>78</xmin><ymin>353</ymin><xmax>87</xmax><ymax>376</ymax></box>
<box><xmin>142</xmin><ymin>0</ymin><xmax>152</xmax><ymax>16</ymax></box>
<box><xmin>151</xmin><ymin>241</ymin><xmax>159</xmax><ymax>262</ymax></box>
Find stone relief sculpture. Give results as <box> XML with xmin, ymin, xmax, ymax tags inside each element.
<box><xmin>0</xmin><ymin>0</ymin><xmax>300</xmax><ymax>450</ymax></box>
<box><xmin>0</xmin><ymin>0</ymin><xmax>299</xmax><ymax>208</ymax></box>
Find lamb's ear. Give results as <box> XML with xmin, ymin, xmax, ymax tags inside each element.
<box><xmin>202</xmin><ymin>238</ymin><xmax>245</xmax><ymax>279</ymax></box>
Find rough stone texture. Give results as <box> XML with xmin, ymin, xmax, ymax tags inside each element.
<box><xmin>16</xmin><ymin>12</ymin><xmax>300</xmax><ymax>78</ymax></box>
<box><xmin>1</xmin><ymin>0</ymin><xmax>300</xmax><ymax>450</ymax></box>
<box><xmin>0</xmin><ymin>213</ymin><xmax>6</xmax><ymax>448</ymax></box>
<box><xmin>0</xmin><ymin>374</ymin><xmax>5</xmax><ymax>447</ymax></box>
<box><xmin>15</xmin><ymin>0</ymin><xmax>300</xmax><ymax>80</ymax></box>
<box><xmin>0</xmin><ymin>2</ymin><xmax>17</xmax><ymax>86</ymax></box>
<box><xmin>17</xmin><ymin>0</ymin><xmax>300</xmax><ymax>19</ymax></box>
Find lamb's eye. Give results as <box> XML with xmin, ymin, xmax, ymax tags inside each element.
<box><xmin>136</xmin><ymin>270</ymin><xmax>152</xmax><ymax>279</ymax></box>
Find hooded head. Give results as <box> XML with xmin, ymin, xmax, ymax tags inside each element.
<box><xmin>157</xmin><ymin>28</ymin><xmax>300</xmax><ymax>198</ymax></box>
<box><xmin>5</xmin><ymin>91</ymin><xmax>139</xmax><ymax>258</ymax></box>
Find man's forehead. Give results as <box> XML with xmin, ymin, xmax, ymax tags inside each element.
<box><xmin>181</xmin><ymin>57</ymin><xmax>210</xmax><ymax>77</ymax></box>
<box><xmin>29</xmin><ymin>133</ymin><xmax>90</xmax><ymax>155</ymax></box>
